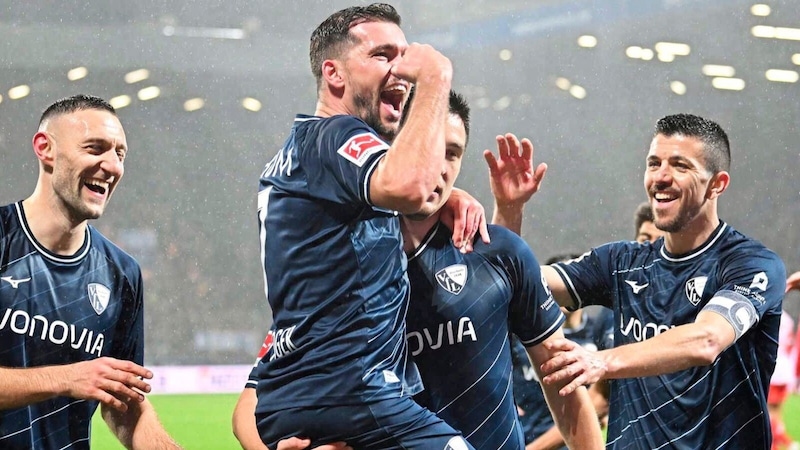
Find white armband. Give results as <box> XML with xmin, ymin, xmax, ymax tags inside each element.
<box><xmin>702</xmin><ymin>291</ymin><xmax>758</xmax><ymax>341</ymax></box>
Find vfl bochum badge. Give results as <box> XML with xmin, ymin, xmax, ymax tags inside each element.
<box><xmin>435</xmin><ymin>264</ymin><xmax>467</xmax><ymax>295</ymax></box>
<box><xmin>685</xmin><ymin>276</ymin><xmax>708</xmax><ymax>306</ymax></box>
<box><xmin>88</xmin><ymin>283</ymin><xmax>111</xmax><ymax>315</ymax></box>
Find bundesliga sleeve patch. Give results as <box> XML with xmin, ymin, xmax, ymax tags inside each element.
<box><xmin>336</xmin><ymin>133</ymin><xmax>389</xmax><ymax>167</ymax></box>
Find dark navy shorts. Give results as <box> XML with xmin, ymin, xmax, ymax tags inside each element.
<box><xmin>256</xmin><ymin>396</ymin><xmax>474</xmax><ymax>450</ymax></box>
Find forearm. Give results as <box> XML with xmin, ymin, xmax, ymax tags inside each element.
<box><xmin>491</xmin><ymin>201</ymin><xmax>524</xmax><ymax>235</ymax></box>
<box><xmin>233</xmin><ymin>388</ymin><xmax>268</xmax><ymax>450</ymax></box>
<box><xmin>0</xmin><ymin>365</ymin><xmax>68</xmax><ymax>409</ymax></box>
<box><xmin>373</xmin><ymin>79</ymin><xmax>450</xmax><ymax>213</ymax></box>
<box><xmin>601</xmin><ymin>322</ymin><xmax>727</xmax><ymax>379</ymax></box>
<box><xmin>544</xmin><ymin>385</ymin><xmax>603</xmax><ymax>450</ymax></box>
<box><xmin>102</xmin><ymin>399</ymin><xmax>181</xmax><ymax>450</ymax></box>
<box><xmin>525</xmin><ymin>426</ymin><xmax>566</xmax><ymax>450</ymax></box>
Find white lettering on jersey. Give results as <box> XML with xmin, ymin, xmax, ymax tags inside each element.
<box><xmin>270</xmin><ymin>325</ymin><xmax>298</xmax><ymax>361</ymax></box>
<box><xmin>406</xmin><ymin>317</ymin><xmax>477</xmax><ymax>356</ymax></box>
<box><xmin>619</xmin><ymin>311</ymin><xmax>674</xmax><ymax>342</ymax></box>
<box><xmin>262</xmin><ymin>143</ymin><xmax>295</xmax><ymax>178</ymax></box>
<box><xmin>0</xmin><ymin>308</ymin><xmax>105</xmax><ymax>356</ymax></box>
<box><xmin>336</xmin><ymin>133</ymin><xmax>388</xmax><ymax>167</ymax></box>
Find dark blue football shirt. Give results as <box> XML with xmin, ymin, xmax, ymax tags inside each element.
<box><xmin>552</xmin><ymin>222</ymin><xmax>785</xmax><ymax>449</ymax></box>
<box><xmin>0</xmin><ymin>202</ymin><xmax>144</xmax><ymax>450</ymax></box>
<box><xmin>406</xmin><ymin>223</ymin><xmax>564</xmax><ymax>450</ymax></box>
<box><xmin>254</xmin><ymin>115</ymin><xmax>421</xmax><ymax>413</ymax></box>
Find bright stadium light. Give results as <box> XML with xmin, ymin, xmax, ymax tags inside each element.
<box><xmin>109</xmin><ymin>95</ymin><xmax>132</xmax><ymax>109</ymax></box>
<box><xmin>712</xmin><ymin>77</ymin><xmax>745</xmax><ymax>91</ymax></box>
<box><xmin>658</xmin><ymin>52</ymin><xmax>676</xmax><ymax>62</ymax></box>
<box><xmin>655</xmin><ymin>42</ymin><xmax>691</xmax><ymax>56</ymax></box>
<box><xmin>493</xmin><ymin>96</ymin><xmax>511</xmax><ymax>111</ymax></box>
<box><xmin>138</xmin><ymin>86</ymin><xmax>161</xmax><ymax>101</ymax></box>
<box><xmin>765</xmin><ymin>69</ymin><xmax>799</xmax><ymax>83</ymax></box>
<box><xmin>577</xmin><ymin>35</ymin><xmax>597</xmax><ymax>48</ymax></box>
<box><xmin>499</xmin><ymin>49</ymin><xmax>513</xmax><ymax>61</ymax></box>
<box><xmin>750</xmin><ymin>4</ymin><xmax>771</xmax><ymax>17</ymax></box>
<box><xmin>752</xmin><ymin>25</ymin><xmax>776</xmax><ymax>38</ymax></box>
<box><xmin>8</xmin><ymin>85</ymin><xmax>30</xmax><ymax>100</ymax></box>
<box><xmin>640</xmin><ymin>49</ymin><xmax>654</xmax><ymax>61</ymax></box>
<box><xmin>242</xmin><ymin>97</ymin><xmax>262</xmax><ymax>112</ymax></box>
<box><xmin>555</xmin><ymin>77</ymin><xmax>571</xmax><ymax>90</ymax></box>
<box><xmin>702</xmin><ymin>64</ymin><xmax>736</xmax><ymax>77</ymax></box>
<box><xmin>125</xmin><ymin>69</ymin><xmax>150</xmax><ymax>84</ymax></box>
<box><xmin>67</xmin><ymin>67</ymin><xmax>88</xmax><ymax>81</ymax></box>
<box><xmin>184</xmin><ymin>98</ymin><xmax>205</xmax><ymax>112</ymax></box>
<box><xmin>569</xmin><ymin>85</ymin><xmax>587</xmax><ymax>99</ymax></box>
<box><xmin>626</xmin><ymin>46</ymin><xmax>643</xmax><ymax>59</ymax></box>
<box><xmin>670</xmin><ymin>81</ymin><xmax>687</xmax><ymax>95</ymax></box>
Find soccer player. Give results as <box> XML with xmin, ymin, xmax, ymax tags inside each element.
<box><xmin>0</xmin><ymin>95</ymin><xmax>180</xmax><ymax>449</ymax></box>
<box><xmin>633</xmin><ymin>201</ymin><xmax>664</xmax><ymax>243</ymax></box>
<box><xmin>235</xmin><ymin>91</ymin><xmax>603</xmax><ymax>450</ymax></box>
<box><xmin>252</xmin><ymin>4</ymin><xmax>485</xmax><ymax>449</ymax></box>
<box><xmin>529</xmin><ymin>113</ymin><xmax>786</xmax><ymax>448</ymax></box>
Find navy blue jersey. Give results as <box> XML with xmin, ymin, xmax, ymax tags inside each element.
<box><xmin>0</xmin><ymin>202</ymin><xmax>144</xmax><ymax>450</ymax></box>
<box><xmin>512</xmin><ymin>307</ymin><xmax>613</xmax><ymax>447</ymax></box>
<box><xmin>406</xmin><ymin>223</ymin><xmax>564</xmax><ymax>450</ymax></box>
<box><xmin>552</xmin><ymin>222</ymin><xmax>785</xmax><ymax>449</ymax></box>
<box><xmin>254</xmin><ymin>115</ymin><xmax>420</xmax><ymax>413</ymax></box>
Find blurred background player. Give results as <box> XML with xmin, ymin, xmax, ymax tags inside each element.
<box><xmin>633</xmin><ymin>201</ymin><xmax>664</xmax><ymax>244</ymax></box>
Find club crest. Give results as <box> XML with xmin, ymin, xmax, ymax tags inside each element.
<box><xmin>87</xmin><ymin>283</ymin><xmax>111</xmax><ymax>315</ymax></box>
<box><xmin>435</xmin><ymin>264</ymin><xmax>467</xmax><ymax>295</ymax></box>
<box><xmin>685</xmin><ymin>276</ymin><xmax>708</xmax><ymax>306</ymax></box>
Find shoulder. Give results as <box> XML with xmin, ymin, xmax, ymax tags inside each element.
<box><xmin>719</xmin><ymin>225</ymin><xmax>784</xmax><ymax>270</ymax></box>
<box><xmin>0</xmin><ymin>203</ymin><xmax>16</xmax><ymax>237</ymax></box>
<box><xmin>88</xmin><ymin>227</ymin><xmax>142</xmax><ymax>276</ymax></box>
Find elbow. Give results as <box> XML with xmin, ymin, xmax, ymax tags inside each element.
<box><xmin>691</xmin><ymin>332</ymin><xmax>727</xmax><ymax>366</ymax></box>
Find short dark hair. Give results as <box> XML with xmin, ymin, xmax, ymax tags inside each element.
<box><xmin>309</xmin><ymin>3</ymin><xmax>401</xmax><ymax>88</ymax></box>
<box><xmin>633</xmin><ymin>201</ymin><xmax>654</xmax><ymax>236</ymax></box>
<box><xmin>39</xmin><ymin>94</ymin><xmax>116</xmax><ymax>128</ymax></box>
<box><xmin>399</xmin><ymin>88</ymin><xmax>470</xmax><ymax>145</ymax></box>
<box><xmin>654</xmin><ymin>113</ymin><xmax>730</xmax><ymax>174</ymax></box>
<box><xmin>448</xmin><ymin>90</ymin><xmax>470</xmax><ymax>145</ymax></box>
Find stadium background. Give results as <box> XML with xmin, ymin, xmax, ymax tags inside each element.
<box><xmin>1</xmin><ymin>0</ymin><xmax>798</xmax><ymax>377</ymax></box>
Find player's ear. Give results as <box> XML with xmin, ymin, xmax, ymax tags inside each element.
<box><xmin>321</xmin><ymin>59</ymin><xmax>346</xmax><ymax>90</ymax></box>
<box><xmin>706</xmin><ymin>171</ymin><xmax>730</xmax><ymax>200</ymax></box>
<box><xmin>32</xmin><ymin>131</ymin><xmax>56</xmax><ymax>167</ymax></box>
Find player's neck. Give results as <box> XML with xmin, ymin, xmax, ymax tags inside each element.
<box><xmin>401</xmin><ymin>213</ymin><xmax>440</xmax><ymax>254</ymax></box>
<box><xmin>22</xmin><ymin>193</ymin><xmax>88</xmax><ymax>256</ymax></box>
<box><xmin>663</xmin><ymin>210</ymin><xmax>720</xmax><ymax>256</ymax></box>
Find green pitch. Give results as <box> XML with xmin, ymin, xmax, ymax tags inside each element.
<box><xmin>93</xmin><ymin>394</ymin><xmax>800</xmax><ymax>448</ymax></box>
<box><xmin>91</xmin><ymin>393</ymin><xmax>241</xmax><ymax>449</ymax></box>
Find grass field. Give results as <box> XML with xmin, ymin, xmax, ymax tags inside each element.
<box><xmin>93</xmin><ymin>394</ymin><xmax>800</xmax><ymax>449</ymax></box>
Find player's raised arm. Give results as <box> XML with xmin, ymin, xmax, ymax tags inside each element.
<box><xmin>369</xmin><ymin>43</ymin><xmax>452</xmax><ymax>214</ymax></box>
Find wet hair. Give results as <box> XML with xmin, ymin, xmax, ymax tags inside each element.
<box><xmin>39</xmin><ymin>94</ymin><xmax>116</xmax><ymax>128</ymax></box>
<box><xmin>448</xmin><ymin>90</ymin><xmax>470</xmax><ymax>145</ymax></box>
<box><xmin>309</xmin><ymin>3</ymin><xmax>401</xmax><ymax>88</ymax></box>
<box><xmin>633</xmin><ymin>201</ymin><xmax>654</xmax><ymax>236</ymax></box>
<box><xmin>400</xmin><ymin>88</ymin><xmax>471</xmax><ymax>145</ymax></box>
<box><xmin>654</xmin><ymin>113</ymin><xmax>730</xmax><ymax>174</ymax></box>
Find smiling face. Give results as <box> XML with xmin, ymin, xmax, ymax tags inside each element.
<box><xmin>340</xmin><ymin>20</ymin><xmax>409</xmax><ymax>141</ymax></box>
<box><xmin>37</xmin><ymin>108</ymin><xmax>127</xmax><ymax>224</ymax></box>
<box><xmin>644</xmin><ymin>133</ymin><xmax>716</xmax><ymax>233</ymax></box>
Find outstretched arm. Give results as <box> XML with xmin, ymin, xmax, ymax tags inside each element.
<box><xmin>541</xmin><ymin>309</ymin><xmax>736</xmax><ymax>396</ymax></box>
<box><xmin>102</xmin><ymin>396</ymin><xmax>181</xmax><ymax>449</ymax></box>
<box><xmin>0</xmin><ymin>357</ymin><xmax>153</xmax><ymax>412</ymax></box>
<box><xmin>484</xmin><ymin>133</ymin><xmax>547</xmax><ymax>234</ymax></box>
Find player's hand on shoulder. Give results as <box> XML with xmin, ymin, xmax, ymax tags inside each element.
<box><xmin>540</xmin><ymin>338</ymin><xmax>607</xmax><ymax>397</ymax></box>
<box><xmin>391</xmin><ymin>43</ymin><xmax>452</xmax><ymax>85</ymax></box>
<box><xmin>64</xmin><ymin>357</ymin><xmax>153</xmax><ymax>411</ymax></box>
<box><xmin>440</xmin><ymin>188</ymin><xmax>490</xmax><ymax>253</ymax></box>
